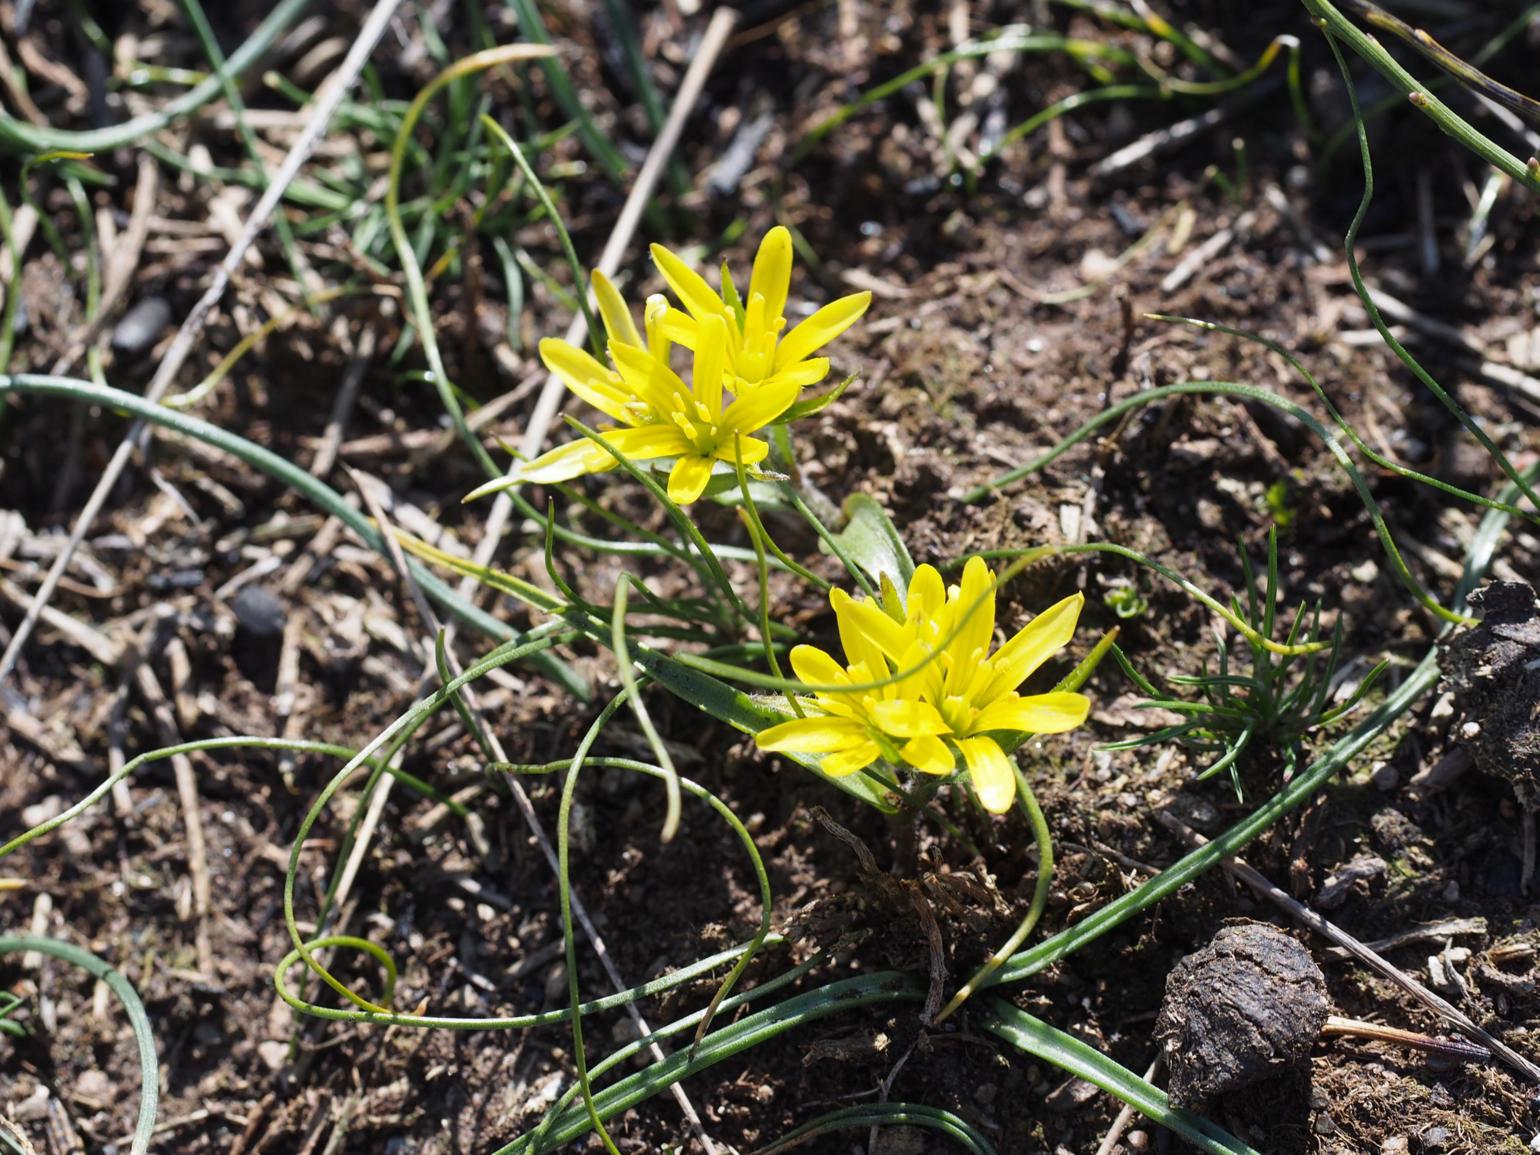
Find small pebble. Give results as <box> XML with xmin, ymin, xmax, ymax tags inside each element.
<box><xmin>873</xmin><ymin>1127</ymin><xmax>926</xmax><ymax>1155</ymax></box>
<box><xmin>110</xmin><ymin>296</ymin><xmax>172</xmax><ymax>356</ymax></box>
<box><xmin>230</xmin><ymin>586</ymin><xmax>286</xmax><ymax>638</ymax></box>
<box><xmin>20</xmin><ymin>796</ymin><xmax>63</xmax><ymax>828</ymax></box>
<box><xmin>1419</xmin><ymin>1125</ymin><xmax>1452</xmax><ymax>1151</ymax></box>
<box><xmin>1381</xmin><ymin>1138</ymin><xmax>1408</xmax><ymax>1155</ymax></box>
<box><xmin>1126</xmin><ymin>1131</ymin><xmax>1149</xmax><ymax>1151</ymax></box>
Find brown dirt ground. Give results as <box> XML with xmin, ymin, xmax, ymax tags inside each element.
<box><xmin>5</xmin><ymin>1</ymin><xmax>1540</xmax><ymax>1153</ymax></box>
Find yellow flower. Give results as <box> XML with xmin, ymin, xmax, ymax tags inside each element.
<box><xmin>650</xmin><ymin>226</ymin><xmax>871</xmax><ymax>396</ymax></box>
<box><xmin>755</xmin><ymin>587</ymin><xmax>949</xmax><ymax>779</ymax></box>
<box><xmin>756</xmin><ymin>558</ymin><xmax>1091</xmax><ymax>813</ymax></box>
<box><xmin>472</xmin><ymin>312</ymin><xmax>801</xmax><ymax>506</ymax></box>
<box><xmin>524</xmin><ymin>270</ymin><xmax>673</xmax><ymax>433</ymax></box>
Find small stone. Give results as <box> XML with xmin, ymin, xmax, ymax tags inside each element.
<box><xmin>257</xmin><ymin>1041</ymin><xmax>289</xmax><ymax>1071</ymax></box>
<box><xmin>543</xmin><ymin>962</ymin><xmax>568</xmax><ymax>1004</ymax></box>
<box><xmin>1371</xmin><ymin>761</ymin><xmax>1400</xmax><ymax>791</ymax></box>
<box><xmin>1314</xmin><ymin>1112</ymin><xmax>1338</xmax><ymax>1136</ymax></box>
<box><xmin>1155</xmin><ymin>923</ymin><xmax>1328</xmax><ymax>1109</ymax></box>
<box><xmin>1381</xmin><ymin>1138</ymin><xmax>1409</xmax><ymax>1155</ymax></box>
<box><xmin>76</xmin><ymin>1070</ymin><xmax>110</xmax><ymax>1099</ymax></box>
<box><xmin>1126</xmin><ymin>1131</ymin><xmax>1149</xmax><ymax>1151</ymax></box>
<box><xmin>110</xmin><ymin>297</ymin><xmax>172</xmax><ymax>357</ymax></box>
<box><xmin>20</xmin><ymin>796</ymin><xmax>63</xmax><ymax>828</ymax></box>
<box><xmin>1315</xmin><ymin>853</ymin><xmax>1386</xmax><ymax>910</ymax></box>
<box><xmin>1419</xmin><ymin>1125</ymin><xmax>1453</xmax><ymax>1151</ymax></box>
<box><xmin>873</xmin><ymin>1125</ymin><xmax>927</xmax><ymax>1155</ymax></box>
<box><xmin>1045</xmin><ymin>1076</ymin><xmax>1097</xmax><ymax>1111</ymax></box>
<box><xmin>230</xmin><ymin>586</ymin><xmax>286</xmax><ymax>638</ymax></box>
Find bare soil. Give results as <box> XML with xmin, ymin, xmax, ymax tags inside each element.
<box><xmin>4</xmin><ymin>1</ymin><xmax>1540</xmax><ymax>1153</ymax></box>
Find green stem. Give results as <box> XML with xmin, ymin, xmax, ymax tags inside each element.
<box><xmin>932</xmin><ymin>759</ymin><xmax>1054</xmax><ymax>1022</ymax></box>
<box><xmin>1301</xmin><ymin>0</ymin><xmax>1540</xmax><ymax>191</ymax></box>
<box><xmin>558</xmin><ymin>693</ymin><xmax>633</xmax><ymax>1155</ymax></box>
<box><xmin>0</xmin><ymin>937</ymin><xmax>158</xmax><ymax>1155</ymax></box>
<box><xmin>0</xmin><ymin>372</ymin><xmax>588</xmax><ymax>698</ymax></box>
<box><xmin>1318</xmin><ymin>23</ymin><xmax>1540</xmax><ymax>516</ymax></box>
<box><xmin>386</xmin><ymin>45</ymin><xmax>557</xmax><ymax>479</ymax></box>
<box><xmin>0</xmin><ymin>0</ymin><xmax>313</xmax><ymax>153</ymax></box>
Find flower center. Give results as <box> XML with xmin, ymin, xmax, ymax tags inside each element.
<box><xmin>939</xmin><ymin>694</ymin><xmax>975</xmax><ymax>737</ymax></box>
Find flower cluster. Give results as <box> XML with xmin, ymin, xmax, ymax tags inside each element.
<box><xmin>472</xmin><ymin>227</ymin><xmax>871</xmax><ymax>506</ymax></box>
<box><xmin>755</xmin><ymin>558</ymin><xmax>1091</xmax><ymax>813</ymax></box>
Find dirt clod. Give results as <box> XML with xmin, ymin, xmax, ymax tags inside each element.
<box><xmin>1441</xmin><ymin>581</ymin><xmax>1540</xmax><ymax>801</ymax></box>
<box><xmin>1155</xmin><ymin>922</ymin><xmax>1328</xmax><ymax>1109</ymax></box>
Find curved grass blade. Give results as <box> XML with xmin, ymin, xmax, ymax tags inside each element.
<box><xmin>975</xmin><ymin>999</ymin><xmax>1258</xmax><ymax>1155</ymax></box>
<box><xmin>386</xmin><ymin>45</ymin><xmax>558</xmax><ymax>480</ymax></box>
<box><xmin>1318</xmin><ymin>24</ymin><xmax>1540</xmax><ymax>516</ymax></box>
<box><xmin>1302</xmin><ymin>0</ymin><xmax>1540</xmax><ymax>191</ymax></box>
<box><xmin>612</xmin><ymin>578</ymin><xmax>683</xmax><ymax>842</ymax></box>
<box><xmin>0</xmin><ymin>937</ymin><xmax>158</xmax><ymax>1155</ymax></box>
<box><xmin>988</xmin><ymin>463</ymin><xmax>1534</xmax><ymax>988</ymax></box>
<box><xmin>497</xmin><ymin>972</ymin><xmax>925</xmax><ymax>1154</ymax></box>
<box><xmin>0</xmin><ymin>0</ymin><xmax>311</xmax><ymax>153</ymax></box>
<box><xmin>750</xmin><ymin>1104</ymin><xmax>998</xmax><ymax>1155</ymax></box>
<box><xmin>962</xmin><ymin>379</ymin><xmax>1468</xmax><ymax>626</ymax></box>
<box><xmin>0</xmin><ymin>372</ymin><xmax>588</xmax><ymax>697</ymax></box>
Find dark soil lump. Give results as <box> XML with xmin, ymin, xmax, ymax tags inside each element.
<box><xmin>1440</xmin><ymin>580</ymin><xmax>1540</xmax><ymax>802</ymax></box>
<box><xmin>1154</xmin><ymin>922</ymin><xmax>1328</xmax><ymax>1109</ymax></box>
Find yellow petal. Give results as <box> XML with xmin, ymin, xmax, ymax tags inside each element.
<box><xmin>893</xmin><ymin>640</ymin><xmax>945</xmax><ymax>704</ymax></box>
<box><xmin>906</xmin><ymin>565</ymin><xmax>946</xmax><ymax>624</ymax></box>
<box><xmin>756</xmin><ymin>715</ymin><xmax>869</xmax><ymax>754</ymax></box>
<box><xmin>601</xmin><ymin>424</ymin><xmax>692</xmax><ymax>461</ymax></box>
<box><xmin>832</xmin><ymin>588</ymin><xmax>890</xmax><ymax>678</ymax></box>
<box><xmin>972</xmin><ymin>691</ymin><xmax>1090</xmax><ymax>736</ymax></box>
<box><xmin>901</xmin><ymin>734</ymin><xmax>956</xmax><ymax>777</ymax></box>
<box><xmin>948</xmin><ymin>556</ymin><xmax>996</xmax><ymax>676</ymax></box>
<box><xmin>610</xmin><ymin>341</ymin><xmax>687</xmax><ymax>415</ymax></box>
<box><xmin>591</xmin><ymin>270</ymin><xmax>642</xmax><ymax>349</ymax></box>
<box><xmin>723</xmin><ymin>376</ymin><xmax>802</xmax><ymax>433</ymax></box>
<box><xmin>821</xmin><ymin>741</ymin><xmax>882</xmax><ymax>776</ymax></box>
<box><xmin>956</xmin><ymin>736</ymin><xmax>1015</xmax><ymax>814</ymax></box>
<box><xmin>761</xmin><ymin>357</ymin><xmax>830</xmax><ymax>392</ymax></box>
<box><xmin>867</xmin><ymin>697</ymin><xmax>950</xmax><ymax>738</ymax></box>
<box><xmin>653</xmin><ymin>302</ymin><xmax>697</xmax><ymax>351</ymax></box>
<box><xmin>789</xmin><ymin>644</ymin><xmax>847</xmax><ymax>689</ymax></box>
<box><xmin>645</xmin><ymin>295</ymin><xmax>678</xmax><ymax>360</ymax></box>
<box><xmin>982</xmin><ymin>592</ymin><xmax>1085</xmax><ymax>703</ymax></box>
<box><xmin>815</xmin><ymin>696</ymin><xmax>858</xmax><ymax>720</ymax></box>
<box><xmin>693</xmin><ymin>313</ymin><xmax>729</xmax><ymax>417</ymax></box>
<box><xmin>505</xmin><ymin>438</ymin><xmax>620</xmax><ymax>486</ymax></box>
<box><xmin>748</xmin><ymin>225</ymin><xmax>793</xmax><ymax>325</ymax></box>
<box><xmin>774</xmin><ymin>291</ymin><xmax>872</xmax><ymax>370</ymax></box>
<box><xmin>650</xmin><ymin>242</ymin><xmax>727</xmax><ymax>323</ymax></box>
<box><xmin>539</xmin><ymin>338</ymin><xmax>632</xmax><ymax>422</ymax></box>
<box><xmin>835</xmin><ymin>591</ymin><xmax>913</xmax><ymax>662</ymax></box>
<box><xmin>710</xmin><ymin>434</ymin><xmax>770</xmax><ymax>467</ymax></box>
<box><xmin>667</xmin><ymin>453</ymin><xmax>716</xmax><ymax>504</ymax></box>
